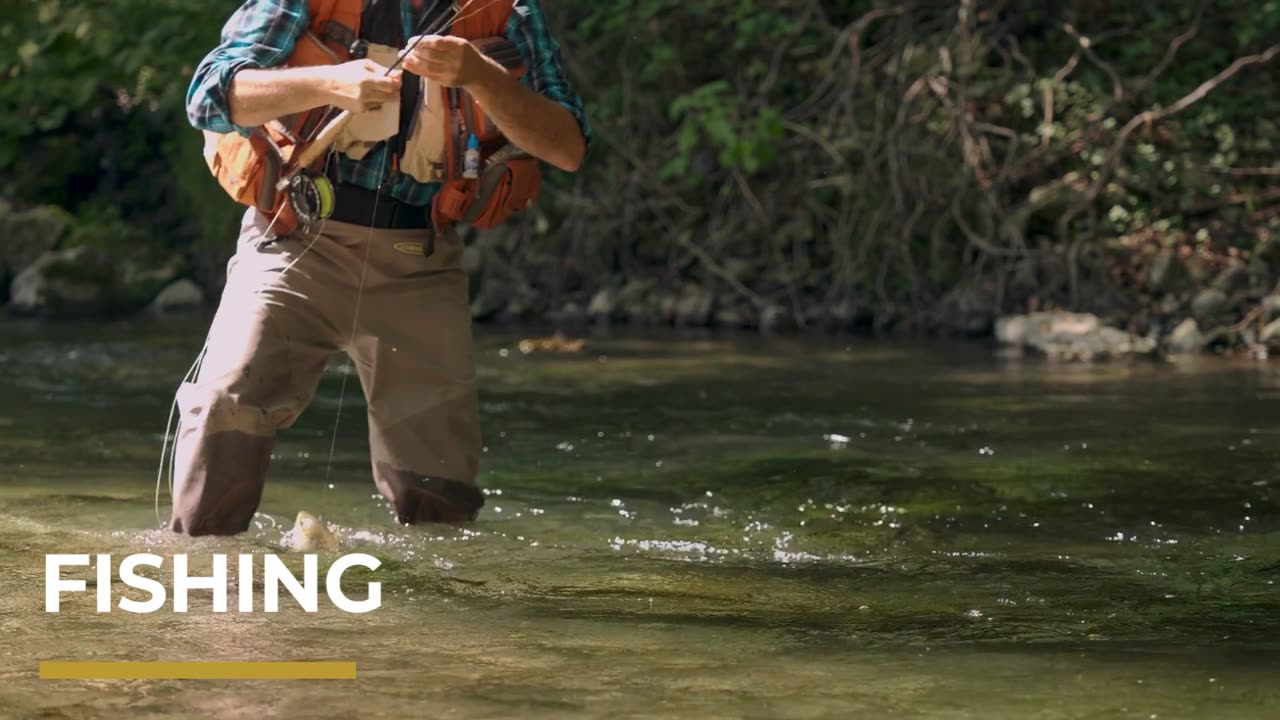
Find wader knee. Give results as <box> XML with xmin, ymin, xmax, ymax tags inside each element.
<box><xmin>373</xmin><ymin>463</ymin><xmax>485</xmax><ymax>525</ymax></box>
<box><xmin>170</xmin><ymin>430</ymin><xmax>271</xmax><ymax>536</ymax></box>
<box><xmin>170</xmin><ymin>385</ymin><xmax>289</xmax><ymax>537</ymax></box>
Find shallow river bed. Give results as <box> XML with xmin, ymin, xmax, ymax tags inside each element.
<box><xmin>0</xmin><ymin>320</ymin><xmax>1276</xmax><ymax>719</ymax></box>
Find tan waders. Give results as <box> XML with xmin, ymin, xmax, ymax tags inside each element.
<box><xmin>169</xmin><ymin>207</ymin><xmax>484</xmax><ymax>536</ymax></box>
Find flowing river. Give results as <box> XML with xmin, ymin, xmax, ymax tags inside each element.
<box><xmin>0</xmin><ymin>320</ymin><xmax>1276</xmax><ymax>718</ymax></box>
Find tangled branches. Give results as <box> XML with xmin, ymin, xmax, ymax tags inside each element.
<box><xmin>481</xmin><ymin>0</ymin><xmax>1280</xmax><ymax>337</ymax></box>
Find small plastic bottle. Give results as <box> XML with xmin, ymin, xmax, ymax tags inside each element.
<box><xmin>463</xmin><ymin>134</ymin><xmax>480</xmax><ymax>179</ymax></box>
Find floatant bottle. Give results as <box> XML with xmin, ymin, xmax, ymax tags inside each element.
<box><xmin>463</xmin><ymin>134</ymin><xmax>480</xmax><ymax>179</ymax></box>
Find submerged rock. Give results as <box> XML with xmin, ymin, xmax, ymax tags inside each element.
<box><xmin>995</xmin><ymin>312</ymin><xmax>1156</xmax><ymax>361</ymax></box>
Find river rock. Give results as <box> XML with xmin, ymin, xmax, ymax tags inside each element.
<box><xmin>1190</xmin><ymin>288</ymin><xmax>1229</xmax><ymax>322</ymax></box>
<box><xmin>0</xmin><ymin>203</ymin><xmax>70</xmax><ymax>283</ymax></box>
<box><xmin>1166</xmin><ymin>318</ymin><xmax>1207</xmax><ymax>354</ymax></box>
<box><xmin>1147</xmin><ymin>250</ymin><xmax>1189</xmax><ymax>293</ymax></box>
<box><xmin>995</xmin><ymin>312</ymin><xmax>1155</xmax><ymax>361</ymax></box>
<box><xmin>586</xmin><ymin>288</ymin><xmax>617</xmax><ymax>321</ymax></box>
<box><xmin>146</xmin><ymin>279</ymin><xmax>204</xmax><ymax>315</ymax></box>
<box><xmin>9</xmin><ymin>247</ymin><xmax>109</xmax><ymax>317</ymax></box>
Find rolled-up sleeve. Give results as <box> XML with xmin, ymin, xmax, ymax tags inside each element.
<box><xmin>186</xmin><ymin>0</ymin><xmax>309</xmax><ymax>135</ymax></box>
<box><xmin>508</xmin><ymin>0</ymin><xmax>591</xmax><ymax>147</ymax></box>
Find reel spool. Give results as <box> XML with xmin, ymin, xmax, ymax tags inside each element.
<box><xmin>285</xmin><ymin>170</ymin><xmax>335</xmax><ymax>229</ymax></box>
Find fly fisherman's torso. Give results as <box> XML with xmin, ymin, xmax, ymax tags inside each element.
<box><xmin>167</xmin><ymin>0</ymin><xmax>588</xmax><ymax>537</ymax></box>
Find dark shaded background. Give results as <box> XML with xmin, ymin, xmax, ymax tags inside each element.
<box><xmin>2</xmin><ymin>0</ymin><xmax>1279</xmax><ymax>344</ymax></box>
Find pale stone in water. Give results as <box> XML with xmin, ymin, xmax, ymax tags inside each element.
<box><xmin>994</xmin><ymin>312</ymin><xmax>1153</xmax><ymax>360</ymax></box>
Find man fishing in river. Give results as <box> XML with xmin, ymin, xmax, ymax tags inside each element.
<box><xmin>171</xmin><ymin>0</ymin><xmax>588</xmax><ymax>536</ymax></box>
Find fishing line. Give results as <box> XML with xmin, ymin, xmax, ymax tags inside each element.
<box><xmin>152</xmin><ymin>154</ymin><xmax>336</xmax><ymax>530</ymax></box>
<box><xmin>153</xmin><ymin>344</ymin><xmax>206</xmax><ymax>529</ymax></box>
<box><xmin>319</xmin><ymin>0</ymin><xmax>511</xmax><ymax>481</ymax></box>
<box><xmin>322</xmin><ymin>150</ymin><xmax>390</xmax><ymax>483</ymax></box>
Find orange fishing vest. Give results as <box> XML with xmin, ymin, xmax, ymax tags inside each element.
<box><xmin>200</xmin><ymin>0</ymin><xmax>540</xmax><ymax>235</ymax></box>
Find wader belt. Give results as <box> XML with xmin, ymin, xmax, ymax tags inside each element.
<box><xmin>328</xmin><ymin>181</ymin><xmax>431</xmax><ymax>229</ymax></box>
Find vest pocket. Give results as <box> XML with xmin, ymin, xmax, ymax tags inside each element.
<box><xmin>462</xmin><ymin>156</ymin><xmax>541</xmax><ymax>229</ymax></box>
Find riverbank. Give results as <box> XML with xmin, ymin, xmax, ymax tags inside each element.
<box><xmin>5</xmin><ymin>198</ymin><xmax>1280</xmax><ymax>363</ymax></box>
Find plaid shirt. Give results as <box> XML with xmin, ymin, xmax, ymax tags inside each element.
<box><xmin>187</xmin><ymin>0</ymin><xmax>589</xmax><ymax>206</ymax></box>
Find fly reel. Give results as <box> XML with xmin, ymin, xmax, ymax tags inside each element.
<box><xmin>285</xmin><ymin>170</ymin><xmax>335</xmax><ymax>230</ymax></box>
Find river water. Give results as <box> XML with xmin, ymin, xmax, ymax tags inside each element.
<box><xmin>0</xmin><ymin>320</ymin><xmax>1276</xmax><ymax>719</ymax></box>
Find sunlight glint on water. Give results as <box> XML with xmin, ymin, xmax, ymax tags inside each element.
<box><xmin>0</xmin><ymin>322</ymin><xmax>1277</xmax><ymax>719</ymax></box>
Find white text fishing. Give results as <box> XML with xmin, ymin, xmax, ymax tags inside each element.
<box><xmin>44</xmin><ymin>553</ymin><xmax>381</xmax><ymax>614</ymax></box>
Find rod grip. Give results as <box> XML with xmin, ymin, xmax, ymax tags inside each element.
<box><xmin>278</xmin><ymin>110</ymin><xmax>353</xmax><ymax>189</ymax></box>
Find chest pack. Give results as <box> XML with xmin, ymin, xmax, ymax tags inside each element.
<box><xmin>200</xmin><ymin>0</ymin><xmax>541</xmax><ymax>236</ymax></box>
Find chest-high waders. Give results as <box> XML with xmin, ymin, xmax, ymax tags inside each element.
<box><xmin>169</xmin><ymin>0</ymin><xmax>491</xmax><ymax>535</ymax></box>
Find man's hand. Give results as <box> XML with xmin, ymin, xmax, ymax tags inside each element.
<box><xmin>401</xmin><ymin>35</ymin><xmax>496</xmax><ymax>88</ymax></box>
<box><xmin>322</xmin><ymin>59</ymin><xmax>403</xmax><ymax>113</ymax></box>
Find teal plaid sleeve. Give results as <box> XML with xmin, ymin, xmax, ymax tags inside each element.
<box><xmin>509</xmin><ymin>0</ymin><xmax>591</xmax><ymax>146</ymax></box>
<box><xmin>187</xmin><ymin>0</ymin><xmax>588</xmax><ymax>206</ymax></box>
<box><xmin>186</xmin><ymin>0</ymin><xmax>310</xmax><ymax>135</ymax></box>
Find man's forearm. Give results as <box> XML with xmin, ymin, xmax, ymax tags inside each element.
<box><xmin>228</xmin><ymin>67</ymin><xmax>333</xmax><ymax>129</ymax></box>
<box><xmin>466</xmin><ymin>65</ymin><xmax>586</xmax><ymax>173</ymax></box>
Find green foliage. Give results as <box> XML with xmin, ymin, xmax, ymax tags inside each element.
<box><xmin>1</xmin><ymin>0</ymin><xmax>1279</xmax><ymax>332</ymax></box>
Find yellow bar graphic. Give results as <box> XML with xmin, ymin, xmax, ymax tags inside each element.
<box><xmin>40</xmin><ymin>661</ymin><xmax>356</xmax><ymax>680</ymax></box>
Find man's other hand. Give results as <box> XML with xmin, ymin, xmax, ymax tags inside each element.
<box><xmin>402</xmin><ymin>35</ymin><xmax>494</xmax><ymax>88</ymax></box>
<box><xmin>323</xmin><ymin>59</ymin><xmax>403</xmax><ymax>113</ymax></box>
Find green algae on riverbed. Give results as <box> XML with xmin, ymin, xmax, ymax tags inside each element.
<box><xmin>0</xmin><ymin>321</ymin><xmax>1277</xmax><ymax>719</ymax></box>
